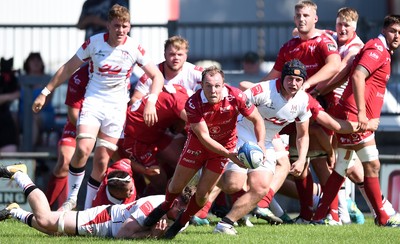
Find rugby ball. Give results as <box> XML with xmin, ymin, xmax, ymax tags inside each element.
<box><xmin>238</xmin><ymin>142</ymin><xmax>264</xmax><ymax>169</ymax></box>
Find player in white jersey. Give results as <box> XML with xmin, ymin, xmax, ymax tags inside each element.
<box><xmin>32</xmin><ymin>4</ymin><xmax>164</xmax><ymax>211</ymax></box>
<box><xmin>214</xmin><ymin>59</ymin><xmax>311</xmax><ymax>235</ymax></box>
<box><xmin>0</xmin><ymin>163</ymin><xmax>194</xmax><ymax>239</ymax></box>
<box><xmin>132</xmin><ymin>35</ymin><xmax>203</xmax><ymax>101</ymax></box>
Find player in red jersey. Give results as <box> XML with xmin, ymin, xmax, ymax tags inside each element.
<box><xmin>45</xmin><ymin>63</ymin><xmax>88</xmax><ymax>209</ymax></box>
<box><xmin>311</xmin><ymin>14</ymin><xmax>400</xmax><ymax>227</ymax></box>
<box><xmin>142</xmin><ymin>66</ymin><xmax>266</xmax><ymax>239</ymax></box>
<box><xmin>91</xmin><ymin>158</ymin><xmax>136</xmax><ymax>207</ymax></box>
<box><xmin>123</xmin><ymin>84</ymin><xmax>189</xmax><ymax>196</ymax></box>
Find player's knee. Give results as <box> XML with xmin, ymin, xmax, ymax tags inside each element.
<box><xmin>356</xmin><ymin>145</ymin><xmax>379</xmax><ymax>162</ymax></box>
<box><xmin>96</xmin><ymin>138</ymin><xmax>118</xmax><ymax>151</ymax></box>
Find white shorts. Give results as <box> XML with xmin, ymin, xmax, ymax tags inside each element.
<box><xmin>78</xmin><ymin>96</ymin><xmax>127</xmax><ymax>138</ymax></box>
<box><xmin>77</xmin><ymin>205</ymin><xmax>116</xmax><ymax>237</ymax></box>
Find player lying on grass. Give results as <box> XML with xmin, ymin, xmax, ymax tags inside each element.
<box><xmin>0</xmin><ymin>164</ymin><xmax>194</xmax><ymax>239</ymax></box>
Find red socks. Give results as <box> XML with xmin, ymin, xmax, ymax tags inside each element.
<box><xmin>45</xmin><ymin>174</ymin><xmax>67</xmax><ymax>208</ymax></box>
<box><xmin>364</xmin><ymin>176</ymin><xmax>389</xmax><ymax>225</ymax></box>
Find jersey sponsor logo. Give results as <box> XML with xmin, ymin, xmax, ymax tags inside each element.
<box><xmin>99</xmin><ymin>64</ymin><xmax>122</xmax><ymax>75</ymax></box>
<box><xmin>140</xmin><ymin>201</ymin><xmax>154</xmax><ymax>215</ymax></box>
<box><xmin>138</xmin><ymin>44</ymin><xmax>146</xmax><ymax>56</ymax></box>
<box><xmin>376</xmin><ymin>92</ymin><xmax>385</xmax><ymax>98</ymax></box>
<box><xmin>182</xmin><ymin>157</ymin><xmax>196</xmax><ymax>164</ymax></box>
<box><xmin>290</xmin><ymin>104</ymin><xmax>298</xmax><ymax>114</ymax></box>
<box><xmin>186</xmin><ymin>149</ymin><xmax>201</xmax><ymax>156</ymax></box>
<box><xmin>327</xmin><ymin>43</ymin><xmax>337</xmax><ymax>51</ymax></box>
<box><xmin>94</xmin><ymin>50</ymin><xmax>105</xmax><ymax>57</ymax></box>
<box><xmin>82</xmin><ymin>39</ymin><xmax>90</xmax><ymax>50</ymax></box>
<box><xmin>251</xmin><ymin>84</ymin><xmax>263</xmax><ymax>96</ymax></box>
<box><xmin>368</xmin><ymin>51</ymin><xmax>379</xmax><ymax>60</ymax></box>
<box><xmin>374</xmin><ymin>43</ymin><xmax>384</xmax><ymax>52</ymax></box>
<box><xmin>209</xmin><ymin>126</ymin><xmax>221</xmax><ymax>134</ymax></box>
<box><xmin>187</xmin><ymin>98</ymin><xmax>195</xmax><ymax>110</ymax></box>
<box><xmin>220</xmin><ymin>105</ymin><xmax>231</xmax><ymax>113</ymax></box>
<box><xmin>309</xmin><ymin>45</ymin><xmax>316</xmax><ymax>52</ymax></box>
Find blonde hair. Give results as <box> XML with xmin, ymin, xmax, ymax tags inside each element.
<box><xmin>295</xmin><ymin>1</ymin><xmax>317</xmax><ymax>12</ymax></box>
<box><xmin>337</xmin><ymin>7</ymin><xmax>359</xmax><ymax>23</ymax></box>
<box><xmin>108</xmin><ymin>4</ymin><xmax>130</xmax><ymax>23</ymax></box>
<box><xmin>164</xmin><ymin>35</ymin><xmax>189</xmax><ymax>52</ymax></box>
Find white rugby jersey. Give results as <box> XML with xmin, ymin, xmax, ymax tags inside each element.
<box><xmin>76</xmin><ymin>33</ymin><xmax>151</xmax><ymax>104</ymax></box>
<box><xmin>238</xmin><ymin>79</ymin><xmax>311</xmax><ymax>142</ymax></box>
<box><xmin>135</xmin><ymin>61</ymin><xmax>202</xmax><ymax>97</ymax></box>
<box><xmin>77</xmin><ymin>195</ymin><xmax>165</xmax><ymax>237</ymax></box>
<box><xmin>331</xmin><ymin>32</ymin><xmax>364</xmax><ymax>99</ymax></box>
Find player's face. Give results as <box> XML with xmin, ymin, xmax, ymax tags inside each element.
<box><xmin>107</xmin><ymin>18</ymin><xmax>131</xmax><ymax>46</ymax></box>
<box><xmin>294</xmin><ymin>7</ymin><xmax>317</xmax><ymax>34</ymax></box>
<box><xmin>201</xmin><ymin>73</ymin><xmax>225</xmax><ymax>104</ymax></box>
<box><xmin>383</xmin><ymin>23</ymin><xmax>400</xmax><ymax>52</ymax></box>
<box><xmin>336</xmin><ymin>17</ymin><xmax>356</xmax><ymax>45</ymax></box>
<box><xmin>110</xmin><ymin>181</ymin><xmax>134</xmax><ymax>200</ymax></box>
<box><xmin>164</xmin><ymin>45</ymin><xmax>188</xmax><ymax>72</ymax></box>
<box><xmin>282</xmin><ymin>75</ymin><xmax>304</xmax><ymax>97</ymax></box>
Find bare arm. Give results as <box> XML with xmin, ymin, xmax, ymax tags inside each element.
<box><xmin>116</xmin><ymin>217</ymin><xmax>167</xmax><ymax>239</ymax></box>
<box><xmin>244</xmin><ymin>107</ymin><xmax>266</xmax><ymax>153</ymax></box>
<box><xmin>32</xmin><ymin>55</ymin><xmax>83</xmax><ymax>113</ymax></box>
<box><xmin>352</xmin><ymin>65</ymin><xmax>370</xmax><ymax>132</ymax></box>
<box><xmin>315</xmin><ymin>47</ymin><xmax>362</xmax><ymax>96</ymax></box>
<box><xmin>303</xmin><ymin>54</ymin><xmax>341</xmax><ymax>90</ymax></box>
<box><xmin>191</xmin><ymin>121</ymin><xmax>242</xmax><ymax>165</ymax></box>
<box><xmin>315</xmin><ymin>110</ymin><xmax>379</xmax><ymax>133</ymax></box>
<box><xmin>289</xmin><ymin>120</ymin><xmax>309</xmax><ymax>176</ymax></box>
<box><xmin>130</xmin><ymin>89</ymin><xmax>146</xmax><ymax>104</ymax></box>
<box><xmin>141</xmin><ymin>62</ymin><xmax>164</xmax><ymax>127</ymax></box>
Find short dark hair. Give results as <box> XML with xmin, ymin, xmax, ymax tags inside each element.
<box><xmin>107</xmin><ymin>170</ymin><xmax>131</xmax><ymax>192</ymax></box>
<box><xmin>383</xmin><ymin>15</ymin><xmax>400</xmax><ymax>29</ymax></box>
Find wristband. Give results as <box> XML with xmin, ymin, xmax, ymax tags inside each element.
<box><xmin>41</xmin><ymin>87</ymin><xmax>51</xmax><ymax>96</ymax></box>
<box><xmin>147</xmin><ymin>93</ymin><xmax>158</xmax><ymax>103</ymax></box>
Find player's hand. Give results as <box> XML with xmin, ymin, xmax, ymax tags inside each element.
<box><xmin>367</xmin><ymin>118</ymin><xmax>380</xmax><ymax>131</ymax></box>
<box><xmin>289</xmin><ymin>159</ymin><xmax>306</xmax><ymax>177</ymax></box>
<box><xmin>143</xmin><ymin>99</ymin><xmax>158</xmax><ymax>127</ymax></box>
<box><xmin>144</xmin><ymin>165</ymin><xmax>161</xmax><ymax>176</ymax></box>
<box><xmin>357</xmin><ymin>111</ymin><xmax>368</xmax><ymax>132</ymax></box>
<box><xmin>151</xmin><ymin>218</ymin><xmax>168</xmax><ymax>238</ymax></box>
<box><xmin>228</xmin><ymin>152</ymin><xmax>246</xmax><ymax>168</ymax></box>
<box><xmin>32</xmin><ymin>94</ymin><xmax>46</xmax><ymax>113</ymax></box>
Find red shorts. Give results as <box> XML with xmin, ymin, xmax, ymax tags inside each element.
<box><xmin>178</xmin><ymin>133</ymin><xmax>233</xmax><ymax>174</ymax></box>
<box><xmin>58</xmin><ymin>121</ymin><xmax>76</xmax><ymax>147</ymax></box>
<box><xmin>333</xmin><ymin>105</ymin><xmax>374</xmax><ymax>146</ymax></box>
